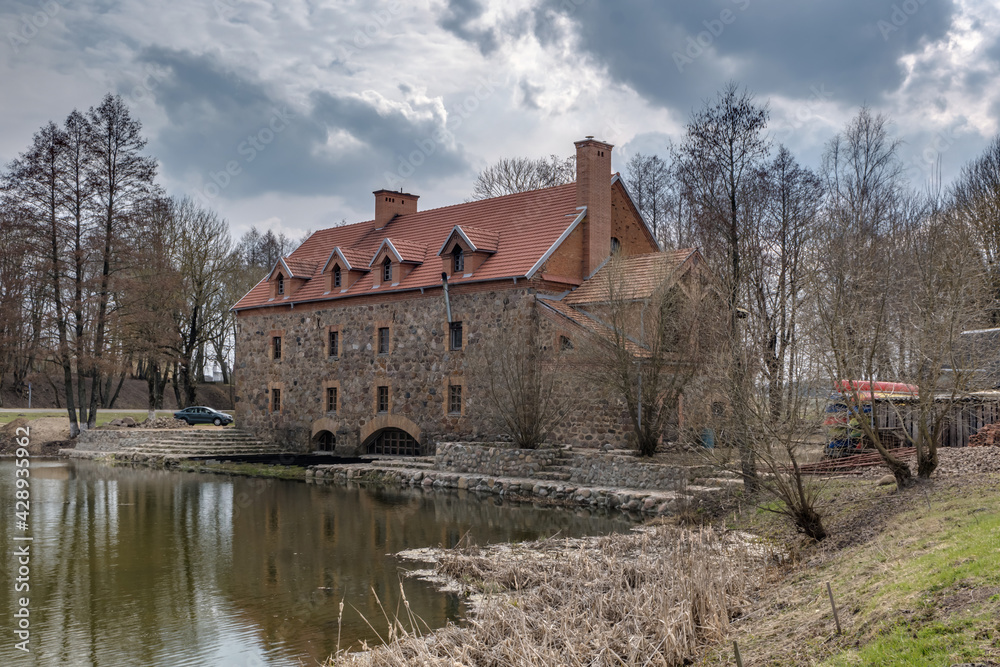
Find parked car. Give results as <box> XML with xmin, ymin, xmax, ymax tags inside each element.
<box><xmin>173</xmin><ymin>406</ymin><xmax>233</xmax><ymax>426</ymax></box>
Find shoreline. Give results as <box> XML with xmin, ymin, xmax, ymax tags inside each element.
<box><xmin>62</xmin><ymin>448</ymin><xmax>733</xmax><ymax>518</ymax></box>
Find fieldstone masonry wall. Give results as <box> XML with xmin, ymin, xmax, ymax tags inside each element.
<box><xmin>434</xmin><ymin>443</ymin><xmax>560</xmax><ymax>477</ymax></box>
<box><xmin>564</xmin><ymin>452</ymin><xmax>699</xmax><ymax>491</ymax></box>
<box><xmin>434</xmin><ymin>443</ymin><xmax>706</xmax><ymax>492</ymax></box>
<box><xmin>234</xmin><ymin>286</ymin><xmax>638</xmax><ymax>454</ymax></box>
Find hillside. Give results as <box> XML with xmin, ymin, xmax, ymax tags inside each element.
<box><xmin>0</xmin><ymin>375</ymin><xmax>234</xmax><ymax>411</ymax></box>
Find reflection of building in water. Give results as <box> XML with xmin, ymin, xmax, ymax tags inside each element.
<box><xmin>224</xmin><ymin>478</ymin><xmax>463</xmax><ymax>658</ymax></box>
<box><xmin>223</xmin><ymin>478</ymin><xmax>633</xmax><ymax>659</ymax></box>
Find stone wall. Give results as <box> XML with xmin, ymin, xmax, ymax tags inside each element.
<box><xmin>234</xmin><ymin>286</ymin><xmax>640</xmax><ymax>454</ymax></box>
<box><xmin>434</xmin><ymin>442</ymin><xmax>560</xmax><ymax>477</ymax></box>
<box><xmin>565</xmin><ymin>452</ymin><xmax>700</xmax><ymax>491</ymax></box>
<box><xmin>74</xmin><ymin>429</ymin><xmax>189</xmax><ymax>452</ymax></box>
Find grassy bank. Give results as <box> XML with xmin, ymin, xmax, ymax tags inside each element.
<box><xmin>702</xmin><ymin>473</ymin><xmax>1000</xmax><ymax>666</ymax></box>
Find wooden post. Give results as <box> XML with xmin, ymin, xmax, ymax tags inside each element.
<box><xmin>826</xmin><ymin>581</ymin><xmax>841</xmax><ymax>634</ymax></box>
<box><xmin>733</xmin><ymin>640</ymin><xmax>743</xmax><ymax>667</ymax></box>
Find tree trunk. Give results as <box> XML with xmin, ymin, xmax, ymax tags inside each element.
<box><xmin>107</xmin><ymin>370</ymin><xmax>126</xmax><ymax>409</ymax></box>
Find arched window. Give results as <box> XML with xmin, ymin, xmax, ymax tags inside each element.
<box><xmin>333</xmin><ymin>265</ymin><xmax>341</xmax><ymax>288</ymax></box>
<box><xmin>277</xmin><ymin>274</ymin><xmax>284</xmax><ymax>295</ymax></box>
<box><xmin>453</xmin><ymin>246</ymin><xmax>464</xmax><ymax>273</ymax></box>
<box><xmin>610</xmin><ymin>237</ymin><xmax>621</xmax><ymax>254</ymax></box>
<box><xmin>382</xmin><ymin>257</ymin><xmax>392</xmax><ymax>283</ymax></box>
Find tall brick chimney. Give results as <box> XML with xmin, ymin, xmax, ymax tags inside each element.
<box><xmin>574</xmin><ymin>136</ymin><xmax>613</xmax><ymax>278</ymax></box>
<box><xmin>373</xmin><ymin>189</ymin><xmax>418</xmax><ymax>228</ymax></box>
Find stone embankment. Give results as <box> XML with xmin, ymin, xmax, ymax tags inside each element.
<box><xmin>308</xmin><ymin>443</ymin><xmax>738</xmax><ymax>517</ymax></box>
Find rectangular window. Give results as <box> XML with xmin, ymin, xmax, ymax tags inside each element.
<box><xmin>271</xmin><ymin>387</ymin><xmax>281</xmax><ymax>413</ymax></box>
<box><xmin>273</xmin><ymin>336</ymin><xmax>282</xmax><ymax>360</ymax></box>
<box><xmin>377</xmin><ymin>386</ymin><xmax>389</xmax><ymax>413</ymax></box>
<box><xmin>448</xmin><ymin>384</ymin><xmax>462</xmax><ymax>414</ymax></box>
<box><xmin>449</xmin><ymin>321</ymin><xmax>463</xmax><ymax>351</ymax></box>
<box><xmin>326</xmin><ymin>386</ymin><xmax>338</xmax><ymax>413</ymax></box>
<box><xmin>328</xmin><ymin>330</ymin><xmax>339</xmax><ymax>358</ymax></box>
<box><xmin>378</xmin><ymin>327</ymin><xmax>390</xmax><ymax>354</ymax></box>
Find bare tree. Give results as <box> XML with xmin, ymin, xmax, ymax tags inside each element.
<box><xmin>83</xmin><ymin>93</ymin><xmax>158</xmax><ymax>427</ymax></box>
<box><xmin>952</xmin><ymin>133</ymin><xmax>1000</xmax><ymax>323</ymax></box>
<box><xmin>575</xmin><ymin>252</ymin><xmax>717</xmax><ymax>456</ymax></box>
<box><xmin>812</xmin><ymin>107</ymin><xmax>917</xmax><ymax>488</ymax></box>
<box><xmin>473</xmin><ymin>300</ymin><xmax>568</xmax><ymax>449</ymax></box>
<box><xmin>165</xmin><ymin>198</ymin><xmax>236</xmax><ymax>407</ymax></box>
<box><xmin>675</xmin><ymin>82</ymin><xmax>771</xmax><ymax>489</ymax></box>
<box><xmin>470</xmin><ymin>155</ymin><xmax>575</xmax><ymax>200</ymax></box>
<box><xmin>625</xmin><ymin>152</ymin><xmax>674</xmax><ymax>244</ymax></box>
<box><xmin>896</xmin><ymin>203</ymin><xmax>986</xmax><ymax>477</ymax></box>
<box><xmin>744</xmin><ymin>147</ymin><xmax>823</xmax><ymax>424</ymax></box>
<box><xmin>2</xmin><ymin>121</ymin><xmax>84</xmax><ymax>431</ymax></box>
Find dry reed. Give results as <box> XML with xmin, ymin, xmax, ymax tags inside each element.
<box><xmin>329</xmin><ymin>525</ymin><xmax>768</xmax><ymax>667</ymax></box>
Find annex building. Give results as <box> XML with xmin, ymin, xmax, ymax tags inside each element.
<box><xmin>232</xmin><ymin>137</ymin><xmax>704</xmax><ymax>455</ymax></box>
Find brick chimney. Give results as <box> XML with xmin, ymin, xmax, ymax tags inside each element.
<box><xmin>373</xmin><ymin>189</ymin><xmax>418</xmax><ymax>227</ymax></box>
<box><xmin>574</xmin><ymin>136</ymin><xmax>613</xmax><ymax>278</ymax></box>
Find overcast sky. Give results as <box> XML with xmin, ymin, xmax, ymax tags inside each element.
<box><xmin>2</xmin><ymin>0</ymin><xmax>998</xmax><ymax>241</ymax></box>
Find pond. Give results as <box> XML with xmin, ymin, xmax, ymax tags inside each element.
<box><xmin>0</xmin><ymin>460</ymin><xmax>636</xmax><ymax>666</ymax></box>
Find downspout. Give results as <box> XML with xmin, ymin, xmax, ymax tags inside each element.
<box><xmin>441</xmin><ymin>272</ymin><xmax>452</xmax><ymax>323</ymax></box>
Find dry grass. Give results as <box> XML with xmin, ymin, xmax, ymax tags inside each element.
<box><xmin>328</xmin><ymin>525</ymin><xmax>770</xmax><ymax>667</ymax></box>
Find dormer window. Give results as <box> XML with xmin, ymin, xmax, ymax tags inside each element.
<box><xmin>277</xmin><ymin>275</ymin><xmax>284</xmax><ymax>295</ymax></box>
<box><xmin>333</xmin><ymin>265</ymin><xmax>341</xmax><ymax>288</ymax></box>
<box><xmin>453</xmin><ymin>247</ymin><xmax>464</xmax><ymax>273</ymax></box>
<box><xmin>382</xmin><ymin>257</ymin><xmax>392</xmax><ymax>283</ymax></box>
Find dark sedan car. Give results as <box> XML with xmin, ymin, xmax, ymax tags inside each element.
<box><xmin>173</xmin><ymin>406</ymin><xmax>233</xmax><ymax>426</ymax></box>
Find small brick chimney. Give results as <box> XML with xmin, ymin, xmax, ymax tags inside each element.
<box><xmin>575</xmin><ymin>136</ymin><xmax>613</xmax><ymax>278</ymax></box>
<box><xmin>373</xmin><ymin>189</ymin><xmax>418</xmax><ymax>227</ymax></box>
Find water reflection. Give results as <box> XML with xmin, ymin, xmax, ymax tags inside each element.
<box><xmin>0</xmin><ymin>461</ymin><xmax>634</xmax><ymax>666</ymax></box>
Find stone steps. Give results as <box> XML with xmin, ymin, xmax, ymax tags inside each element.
<box><xmin>116</xmin><ymin>429</ymin><xmax>285</xmax><ymax>458</ymax></box>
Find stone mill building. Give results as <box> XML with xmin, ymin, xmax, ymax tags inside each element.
<box><xmin>232</xmin><ymin>137</ymin><xmax>704</xmax><ymax>455</ymax></box>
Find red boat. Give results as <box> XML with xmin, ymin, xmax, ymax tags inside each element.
<box><xmin>834</xmin><ymin>380</ymin><xmax>919</xmax><ymax>398</ymax></box>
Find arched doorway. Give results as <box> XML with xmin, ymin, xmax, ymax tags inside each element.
<box><xmin>366</xmin><ymin>428</ymin><xmax>421</xmax><ymax>456</ymax></box>
<box><xmin>315</xmin><ymin>430</ymin><xmax>336</xmax><ymax>453</ymax></box>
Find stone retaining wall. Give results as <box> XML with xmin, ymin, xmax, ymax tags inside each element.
<box><xmin>74</xmin><ymin>429</ymin><xmax>189</xmax><ymax>452</ymax></box>
<box><xmin>565</xmin><ymin>453</ymin><xmax>707</xmax><ymax>491</ymax></box>
<box><xmin>434</xmin><ymin>442</ymin><xmax>713</xmax><ymax>492</ymax></box>
<box><xmin>434</xmin><ymin>442</ymin><xmax>560</xmax><ymax>477</ymax></box>
<box><xmin>306</xmin><ymin>465</ymin><xmax>696</xmax><ymax>517</ymax></box>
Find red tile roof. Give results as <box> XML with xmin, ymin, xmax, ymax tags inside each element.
<box><xmin>562</xmin><ymin>249</ymin><xmax>695</xmax><ymax>305</ymax></box>
<box><xmin>439</xmin><ymin>225</ymin><xmax>500</xmax><ymax>254</ymax></box>
<box><xmin>538</xmin><ymin>298</ymin><xmax>648</xmax><ymax>356</ymax></box>
<box><xmin>234</xmin><ymin>183</ymin><xmax>582</xmax><ymax>310</ymax></box>
<box><xmin>324</xmin><ymin>247</ymin><xmax>371</xmax><ymax>272</ymax></box>
<box><xmin>374</xmin><ymin>238</ymin><xmax>428</xmax><ymax>265</ymax></box>
<box><xmin>282</xmin><ymin>257</ymin><xmax>318</xmax><ymax>278</ymax></box>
